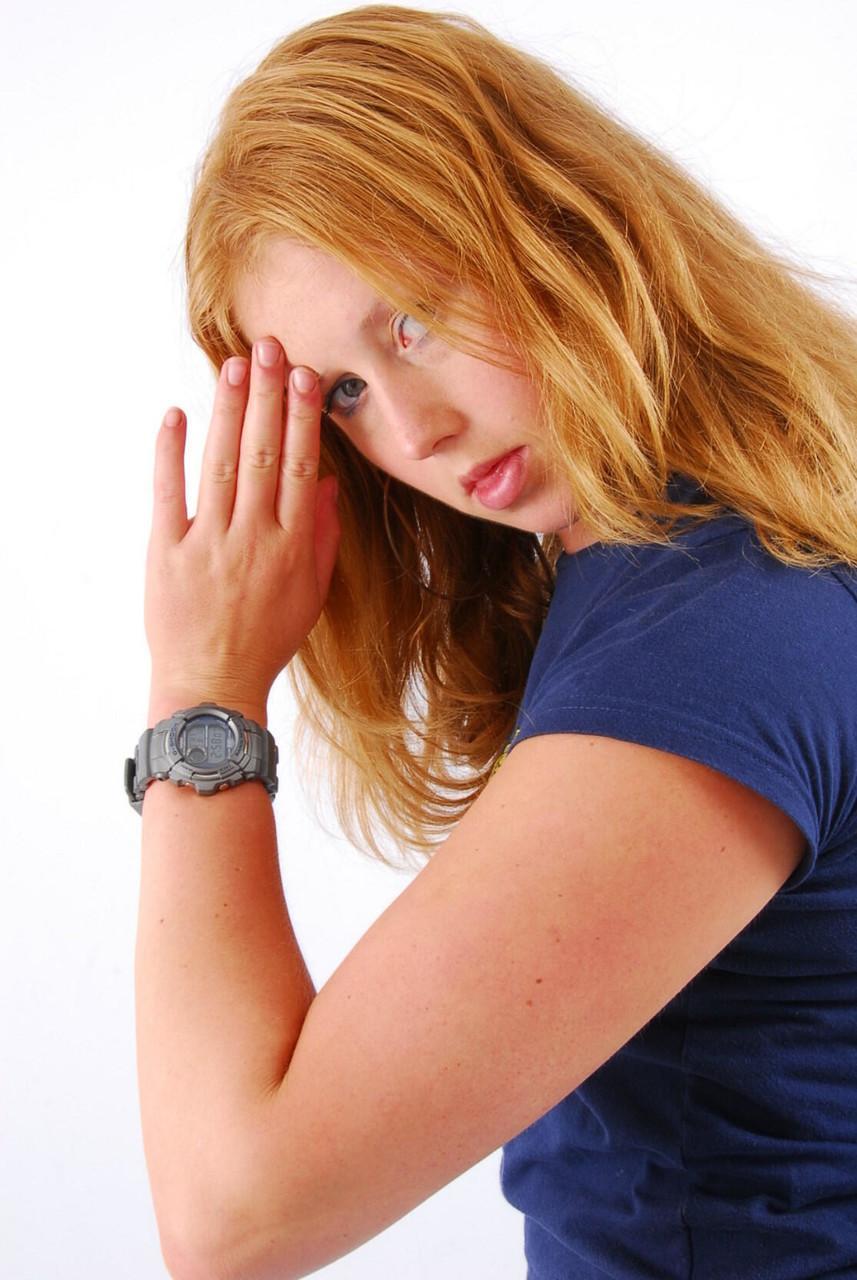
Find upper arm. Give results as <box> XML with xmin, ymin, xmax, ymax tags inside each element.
<box><xmin>211</xmin><ymin>732</ymin><xmax>806</xmax><ymax>1279</ymax></box>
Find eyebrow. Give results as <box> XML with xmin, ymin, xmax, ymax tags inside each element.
<box><xmin>316</xmin><ymin>298</ymin><xmax>392</xmax><ymax>411</ymax></box>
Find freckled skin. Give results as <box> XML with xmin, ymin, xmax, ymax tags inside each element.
<box><xmin>233</xmin><ymin>238</ymin><xmax>601</xmax><ymax>555</ymax></box>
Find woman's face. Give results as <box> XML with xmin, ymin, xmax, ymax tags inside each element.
<box><xmin>233</xmin><ymin>238</ymin><xmax>596</xmax><ymax>554</ymax></box>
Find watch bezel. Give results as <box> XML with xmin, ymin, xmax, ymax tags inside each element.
<box><xmin>167</xmin><ymin>706</ymin><xmax>246</xmax><ymax>773</ymax></box>
<box><xmin>165</xmin><ymin>704</ymin><xmax>249</xmax><ymax>784</ymax></box>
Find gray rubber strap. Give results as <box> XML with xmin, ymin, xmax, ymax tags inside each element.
<box><xmin>124</xmin><ymin>707</ymin><xmax>278</xmax><ymax>815</ymax></box>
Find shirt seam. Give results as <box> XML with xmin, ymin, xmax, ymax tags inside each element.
<box><xmin>508</xmin><ymin>698</ymin><xmax>821</xmax><ymax>887</ymax></box>
<box><xmin>512</xmin><ymin>700</ymin><xmax>808</xmax><ymax>798</ymax></box>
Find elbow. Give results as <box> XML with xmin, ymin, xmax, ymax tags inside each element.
<box><xmin>152</xmin><ymin>1193</ymin><xmax>229</xmax><ymax>1280</ymax></box>
<box><xmin>151</xmin><ymin>1136</ymin><xmax>306</xmax><ymax>1280</ymax></box>
<box><xmin>160</xmin><ymin>1210</ymin><xmax>301</xmax><ymax>1280</ymax></box>
<box><xmin>160</xmin><ymin>1235</ymin><xmax>212</xmax><ymax>1280</ymax></box>
<box><xmin>159</xmin><ymin>1218</ymin><xmax>231</xmax><ymax>1280</ymax></box>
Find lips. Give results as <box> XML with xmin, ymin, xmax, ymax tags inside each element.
<box><xmin>459</xmin><ymin>447</ymin><xmax>524</xmax><ymax>495</ymax></box>
<box><xmin>459</xmin><ymin>446</ymin><xmax>529</xmax><ymax>511</ymax></box>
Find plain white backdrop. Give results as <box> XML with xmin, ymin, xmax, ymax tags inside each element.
<box><xmin>1</xmin><ymin>2</ymin><xmax>855</xmax><ymax>1276</ymax></box>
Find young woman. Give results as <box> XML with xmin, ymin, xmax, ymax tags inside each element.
<box><xmin>130</xmin><ymin>6</ymin><xmax>857</xmax><ymax>1278</ymax></box>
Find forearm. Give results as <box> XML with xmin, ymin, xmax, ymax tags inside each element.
<box><xmin>135</xmin><ymin>690</ymin><xmax>316</xmax><ymax>1262</ymax></box>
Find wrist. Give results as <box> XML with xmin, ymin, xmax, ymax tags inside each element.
<box><xmin>147</xmin><ymin>690</ymin><xmax>269</xmax><ymax>730</ymax></box>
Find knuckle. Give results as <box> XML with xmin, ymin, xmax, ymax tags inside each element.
<box><xmin>282</xmin><ymin>455</ymin><xmax>317</xmax><ymax>482</ymax></box>
<box><xmin>153</xmin><ymin>482</ymin><xmax>181</xmax><ymax>505</ymax></box>
<box><xmin>244</xmin><ymin>444</ymin><xmax>280</xmax><ymax>471</ymax></box>
<box><xmin>206</xmin><ymin>458</ymin><xmax>238</xmax><ymax>486</ymax></box>
<box><xmin>254</xmin><ymin>381</ymin><xmax>285</xmax><ymax>405</ymax></box>
<box><xmin>290</xmin><ymin>402</ymin><xmax>321</xmax><ymax>426</ymax></box>
<box><xmin>288</xmin><ymin>394</ymin><xmax>315</xmax><ymax>413</ymax></box>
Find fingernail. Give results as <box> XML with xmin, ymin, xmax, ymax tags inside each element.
<box><xmin>225</xmin><ymin>357</ymin><xmax>247</xmax><ymax>386</ymax></box>
<box><xmin>164</xmin><ymin>408</ymin><xmax>183</xmax><ymax>428</ymax></box>
<box><xmin>256</xmin><ymin>340</ymin><xmax>280</xmax><ymax>368</ymax></box>
<box><xmin>291</xmin><ymin>366</ymin><xmax>317</xmax><ymax>393</ymax></box>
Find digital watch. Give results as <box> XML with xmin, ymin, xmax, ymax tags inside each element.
<box><xmin>124</xmin><ymin>703</ymin><xmax>278</xmax><ymax>815</ymax></box>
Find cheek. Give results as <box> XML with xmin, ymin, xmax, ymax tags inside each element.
<box><xmin>331</xmin><ymin>421</ymin><xmax>406</xmax><ymax>485</ymax></box>
<box><xmin>463</xmin><ymin>359</ymin><xmax>539</xmax><ymax>421</ymax></box>
<box><xmin>323</xmin><ymin>419</ymin><xmax>375</xmax><ymax>477</ymax></box>
<box><xmin>344</xmin><ymin>427</ymin><xmax>387</xmax><ymax>471</ymax></box>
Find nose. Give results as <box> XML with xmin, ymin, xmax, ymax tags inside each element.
<box><xmin>383</xmin><ymin>388</ymin><xmax>464</xmax><ymax>461</ymax></box>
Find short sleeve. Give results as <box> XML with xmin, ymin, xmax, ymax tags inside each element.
<box><xmin>510</xmin><ymin>532</ymin><xmax>857</xmax><ymax>891</ymax></box>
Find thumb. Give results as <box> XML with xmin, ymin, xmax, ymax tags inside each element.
<box><xmin>313</xmin><ymin>474</ymin><xmax>341</xmax><ymax>603</ymax></box>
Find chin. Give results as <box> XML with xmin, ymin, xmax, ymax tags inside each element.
<box><xmin>510</xmin><ymin>505</ymin><xmax>574</xmax><ymax>539</ymax></box>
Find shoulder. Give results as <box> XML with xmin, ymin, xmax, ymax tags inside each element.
<box><xmin>536</xmin><ymin>526</ymin><xmax>857</xmax><ymax>722</ymax></box>
<box><xmin>510</xmin><ymin>521</ymin><xmax>857</xmax><ymax>875</ymax></box>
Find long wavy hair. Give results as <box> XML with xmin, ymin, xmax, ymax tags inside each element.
<box><xmin>183</xmin><ymin>4</ymin><xmax>857</xmax><ymax>868</ymax></box>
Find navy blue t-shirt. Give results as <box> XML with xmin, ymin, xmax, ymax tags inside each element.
<box><xmin>499</xmin><ymin>475</ymin><xmax>857</xmax><ymax>1279</ymax></box>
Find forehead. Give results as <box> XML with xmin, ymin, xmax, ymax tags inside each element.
<box><xmin>233</xmin><ymin>238</ymin><xmax>381</xmax><ymax>346</ymax></box>
<box><xmin>232</xmin><ymin>237</ymin><xmax>525</xmax><ymax>380</ymax></box>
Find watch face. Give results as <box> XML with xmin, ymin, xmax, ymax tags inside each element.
<box><xmin>177</xmin><ymin>713</ymin><xmax>239</xmax><ymax>770</ymax></box>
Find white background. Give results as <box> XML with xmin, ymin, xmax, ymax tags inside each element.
<box><xmin>1</xmin><ymin>2</ymin><xmax>855</xmax><ymax>1277</ymax></box>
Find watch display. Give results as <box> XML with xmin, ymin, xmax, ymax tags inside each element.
<box><xmin>171</xmin><ymin>711</ymin><xmax>240</xmax><ymax>770</ymax></box>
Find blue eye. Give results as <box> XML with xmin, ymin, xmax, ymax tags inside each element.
<box><xmin>327</xmin><ymin>376</ymin><xmax>366</xmax><ymax>419</ymax></box>
<box><xmin>325</xmin><ymin>311</ymin><xmax>429</xmax><ymax>419</ymax></box>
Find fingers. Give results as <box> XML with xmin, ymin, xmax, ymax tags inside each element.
<box><xmin>192</xmin><ymin>336</ymin><xmax>324</xmax><ymax>537</ymax></box>
<box><xmin>232</xmin><ymin>340</ymin><xmax>289</xmax><ymax>525</ymax></box>
<box><xmin>275</xmin><ymin>364</ymin><xmax>323</xmax><ymax>536</ymax></box>
<box><xmin>195</xmin><ymin>353</ymin><xmax>252</xmax><ymax>531</ymax></box>
<box><xmin>150</xmin><ymin>407</ymin><xmax>189</xmax><ymax>547</ymax></box>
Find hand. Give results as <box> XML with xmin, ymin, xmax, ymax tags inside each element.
<box><xmin>144</xmin><ymin>338</ymin><xmax>340</xmax><ymax>716</ymax></box>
